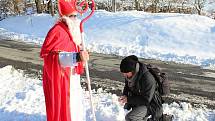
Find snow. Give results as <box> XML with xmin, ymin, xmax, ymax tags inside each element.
<box><xmin>204</xmin><ymin>0</ymin><xmax>215</xmax><ymax>12</ymax></box>
<box><xmin>0</xmin><ymin>66</ymin><xmax>214</xmax><ymax>121</ymax></box>
<box><xmin>0</xmin><ymin>10</ymin><xmax>215</xmax><ymax>70</ymax></box>
<box><xmin>0</xmin><ymin>10</ymin><xmax>215</xmax><ymax>121</ymax></box>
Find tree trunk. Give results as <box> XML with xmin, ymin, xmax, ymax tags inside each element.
<box><xmin>35</xmin><ymin>0</ymin><xmax>42</xmax><ymax>13</ymax></box>
<box><xmin>13</xmin><ymin>0</ymin><xmax>19</xmax><ymax>15</ymax></box>
<box><xmin>142</xmin><ymin>0</ymin><xmax>147</xmax><ymax>11</ymax></box>
<box><xmin>48</xmin><ymin>0</ymin><xmax>55</xmax><ymax>16</ymax></box>
<box><xmin>197</xmin><ymin>8</ymin><xmax>201</xmax><ymax>15</ymax></box>
<box><xmin>112</xmin><ymin>0</ymin><xmax>116</xmax><ymax>12</ymax></box>
<box><xmin>135</xmin><ymin>0</ymin><xmax>140</xmax><ymax>11</ymax></box>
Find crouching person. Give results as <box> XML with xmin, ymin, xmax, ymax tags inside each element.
<box><xmin>118</xmin><ymin>55</ymin><xmax>163</xmax><ymax>121</ymax></box>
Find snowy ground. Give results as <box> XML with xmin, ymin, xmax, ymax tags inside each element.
<box><xmin>0</xmin><ymin>10</ymin><xmax>215</xmax><ymax>120</ymax></box>
<box><xmin>0</xmin><ymin>66</ymin><xmax>215</xmax><ymax>121</ymax></box>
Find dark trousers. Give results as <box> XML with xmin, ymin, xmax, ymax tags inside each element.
<box><xmin>125</xmin><ymin>105</ymin><xmax>148</xmax><ymax>121</ymax></box>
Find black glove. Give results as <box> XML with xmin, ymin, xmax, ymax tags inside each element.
<box><xmin>76</xmin><ymin>52</ymin><xmax>81</xmax><ymax>62</ymax></box>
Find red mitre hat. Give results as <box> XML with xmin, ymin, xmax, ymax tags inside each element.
<box><xmin>58</xmin><ymin>0</ymin><xmax>77</xmax><ymax>16</ymax></box>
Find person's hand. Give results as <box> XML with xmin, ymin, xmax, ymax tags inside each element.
<box><xmin>80</xmin><ymin>50</ymin><xmax>89</xmax><ymax>62</ymax></box>
<box><xmin>118</xmin><ymin>95</ymin><xmax>127</xmax><ymax>105</ymax></box>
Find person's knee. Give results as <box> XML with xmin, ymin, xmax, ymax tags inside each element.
<box><xmin>125</xmin><ymin>112</ymin><xmax>137</xmax><ymax>121</ymax></box>
<box><xmin>125</xmin><ymin>114</ymin><xmax>130</xmax><ymax>121</ymax></box>
<box><xmin>125</xmin><ymin>112</ymin><xmax>135</xmax><ymax>121</ymax></box>
<box><xmin>125</xmin><ymin>112</ymin><xmax>147</xmax><ymax>121</ymax></box>
<box><xmin>125</xmin><ymin>106</ymin><xmax>148</xmax><ymax>121</ymax></box>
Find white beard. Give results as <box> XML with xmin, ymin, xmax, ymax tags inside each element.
<box><xmin>61</xmin><ymin>16</ymin><xmax>82</xmax><ymax>46</ymax></box>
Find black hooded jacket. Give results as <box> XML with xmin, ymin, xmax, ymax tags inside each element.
<box><xmin>123</xmin><ymin>62</ymin><xmax>163</xmax><ymax>119</ymax></box>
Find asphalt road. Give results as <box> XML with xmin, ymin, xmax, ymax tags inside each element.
<box><xmin>0</xmin><ymin>39</ymin><xmax>215</xmax><ymax>109</ymax></box>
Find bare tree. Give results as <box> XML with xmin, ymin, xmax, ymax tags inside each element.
<box><xmin>167</xmin><ymin>0</ymin><xmax>173</xmax><ymax>12</ymax></box>
<box><xmin>134</xmin><ymin>0</ymin><xmax>140</xmax><ymax>10</ymax></box>
<box><xmin>13</xmin><ymin>0</ymin><xmax>19</xmax><ymax>14</ymax></box>
<box><xmin>151</xmin><ymin>0</ymin><xmax>160</xmax><ymax>13</ymax></box>
<box><xmin>35</xmin><ymin>0</ymin><xmax>42</xmax><ymax>13</ymax></box>
<box><xmin>194</xmin><ymin>0</ymin><xmax>205</xmax><ymax>15</ymax></box>
<box><xmin>48</xmin><ymin>0</ymin><xmax>55</xmax><ymax>16</ymax></box>
<box><xmin>11</xmin><ymin>0</ymin><xmax>26</xmax><ymax>15</ymax></box>
<box><xmin>0</xmin><ymin>0</ymin><xmax>12</xmax><ymax>18</ymax></box>
<box><xmin>112</xmin><ymin>0</ymin><xmax>116</xmax><ymax>12</ymax></box>
<box><xmin>142</xmin><ymin>0</ymin><xmax>148</xmax><ymax>11</ymax></box>
<box><xmin>0</xmin><ymin>0</ymin><xmax>25</xmax><ymax>16</ymax></box>
<box><xmin>181</xmin><ymin>0</ymin><xmax>187</xmax><ymax>13</ymax></box>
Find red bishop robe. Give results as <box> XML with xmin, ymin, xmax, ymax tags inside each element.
<box><xmin>40</xmin><ymin>21</ymin><xmax>83</xmax><ymax>121</ymax></box>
